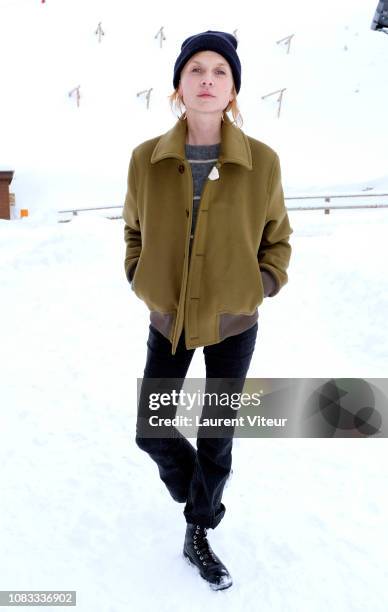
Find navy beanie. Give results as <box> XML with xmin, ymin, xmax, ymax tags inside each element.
<box><xmin>173</xmin><ymin>30</ymin><xmax>241</xmax><ymax>94</ymax></box>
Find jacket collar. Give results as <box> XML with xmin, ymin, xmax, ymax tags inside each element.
<box><xmin>150</xmin><ymin>114</ymin><xmax>252</xmax><ymax>170</ymax></box>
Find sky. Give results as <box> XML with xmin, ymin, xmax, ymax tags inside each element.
<box><xmin>0</xmin><ymin>0</ymin><xmax>387</xmax><ymax>216</ymax></box>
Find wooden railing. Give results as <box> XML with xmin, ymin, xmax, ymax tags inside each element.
<box><xmin>57</xmin><ymin>192</ymin><xmax>388</xmax><ymax>221</ymax></box>
<box><xmin>285</xmin><ymin>192</ymin><xmax>388</xmax><ymax>214</ymax></box>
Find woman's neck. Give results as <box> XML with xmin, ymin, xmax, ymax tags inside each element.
<box><xmin>185</xmin><ymin>113</ymin><xmax>222</xmax><ymax>146</ymax></box>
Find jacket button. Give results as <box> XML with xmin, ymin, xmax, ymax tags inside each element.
<box><xmin>178</xmin><ymin>164</ymin><xmax>185</xmax><ymax>174</ymax></box>
<box><xmin>185</xmin><ymin>209</ymin><xmax>189</xmax><ymax>217</ymax></box>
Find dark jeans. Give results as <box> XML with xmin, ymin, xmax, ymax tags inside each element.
<box><xmin>135</xmin><ymin>321</ymin><xmax>258</xmax><ymax>529</ymax></box>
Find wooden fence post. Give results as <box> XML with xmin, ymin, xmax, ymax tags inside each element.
<box><xmin>0</xmin><ymin>170</ymin><xmax>14</xmax><ymax>220</ymax></box>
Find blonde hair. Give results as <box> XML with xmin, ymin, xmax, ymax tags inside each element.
<box><xmin>168</xmin><ymin>85</ymin><xmax>243</xmax><ymax>129</ymax></box>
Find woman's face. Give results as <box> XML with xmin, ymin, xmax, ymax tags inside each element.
<box><xmin>178</xmin><ymin>50</ymin><xmax>235</xmax><ymax>117</ymax></box>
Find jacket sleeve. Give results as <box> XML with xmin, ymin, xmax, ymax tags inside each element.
<box><xmin>257</xmin><ymin>153</ymin><xmax>293</xmax><ymax>297</ymax></box>
<box><xmin>122</xmin><ymin>152</ymin><xmax>142</xmax><ymax>283</ymax></box>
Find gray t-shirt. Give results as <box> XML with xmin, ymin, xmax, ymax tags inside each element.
<box><xmin>184</xmin><ymin>142</ymin><xmax>220</xmax><ymax>257</ymax></box>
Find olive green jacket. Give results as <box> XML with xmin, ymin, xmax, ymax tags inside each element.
<box><xmin>122</xmin><ymin>114</ymin><xmax>293</xmax><ymax>355</ymax></box>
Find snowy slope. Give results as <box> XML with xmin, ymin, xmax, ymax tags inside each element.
<box><xmin>286</xmin><ymin>174</ymin><xmax>388</xmax><ymax>198</ymax></box>
<box><xmin>0</xmin><ymin>0</ymin><xmax>387</xmax><ymax>214</ymax></box>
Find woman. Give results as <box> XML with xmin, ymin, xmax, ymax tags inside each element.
<box><xmin>123</xmin><ymin>30</ymin><xmax>293</xmax><ymax>591</ymax></box>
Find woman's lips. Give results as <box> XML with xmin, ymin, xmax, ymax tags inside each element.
<box><xmin>198</xmin><ymin>93</ymin><xmax>214</xmax><ymax>97</ymax></box>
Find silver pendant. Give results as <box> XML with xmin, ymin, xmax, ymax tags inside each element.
<box><xmin>208</xmin><ymin>166</ymin><xmax>219</xmax><ymax>181</ymax></box>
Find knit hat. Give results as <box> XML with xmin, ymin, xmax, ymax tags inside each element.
<box><xmin>173</xmin><ymin>30</ymin><xmax>241</xmax><ymax>94</ymax></box>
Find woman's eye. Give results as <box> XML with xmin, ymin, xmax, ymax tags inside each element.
<box><xmin>191</xmin><ymin>68</ymin><xmax>225</xmax><ymax>74</ymax></box>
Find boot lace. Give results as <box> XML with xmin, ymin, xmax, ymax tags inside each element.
<box><xmin>192</xmin><ymin>525</ymin><xmax>219</xmax><ymax>567</ymax></box>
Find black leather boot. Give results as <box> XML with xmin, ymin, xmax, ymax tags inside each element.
<box><xmin>183</xmin><ymin>523</ymin><xmax>233</xmax><ymax>591</ymax></box>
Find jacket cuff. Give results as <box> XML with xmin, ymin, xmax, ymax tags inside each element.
<box><xmin>126</xmin><ymin>261</ymin><xmax>138</xmax><ymax>284</ymax></box>
<box><xmin>260</xmin><ymin>267</ymin><xmax>278</xmax><ymax>297</ymax></box>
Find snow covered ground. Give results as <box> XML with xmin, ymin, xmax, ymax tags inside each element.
<box><xmin>1</xmin><ymin>0</ymin><xmax>387</xmax><ymax>606</ymax></box>
<box><xmin>1</xmin><ymin>211</ymin><xmax>387</xmax><ymax>610</ymax></box>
